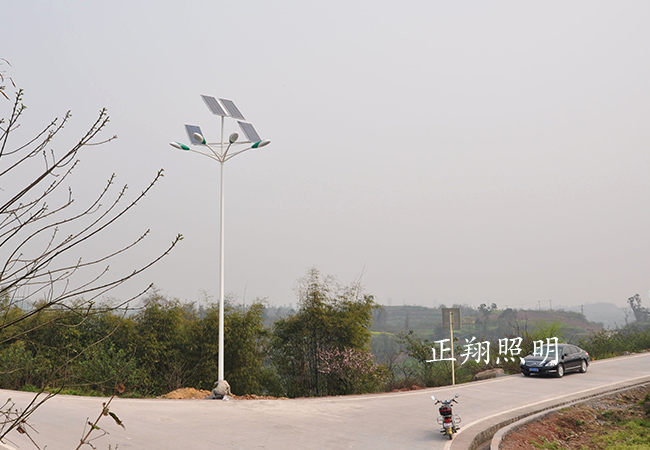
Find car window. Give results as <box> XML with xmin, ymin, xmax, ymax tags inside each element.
<box><xmin>540</xmin><ymin>345</ymin><xmax>559</xmax><ymax>355</ymax></box>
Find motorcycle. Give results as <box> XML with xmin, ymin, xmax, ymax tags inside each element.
<box><xmin>431</xmin><ymin>394</ymin><xmax>461</xmax><ymax>440</ymax></box>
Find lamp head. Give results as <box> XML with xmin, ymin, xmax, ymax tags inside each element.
<box><xmin>193</xmin><ymin>132</ymin><xmax>206</xmax><ymax>145</ymax></box>
<box><xmin>170</xmin><ymin>142</ymin><xmax>190</xmax><ymax>151</ymax></box>
<box><xmin>252</xmin><ymin>139</ymin><xmax>271</xmax><ymax>149</ymax></box>
<box><xmin>229</xmin><ymin>132</ymin><xmax>239</xmax><ymax>144</ymax></box>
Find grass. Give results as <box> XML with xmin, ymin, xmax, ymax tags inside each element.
<box><xmin>532</xmin><ymin>437</ymin><xmax>561</xmax><ymax>449</ymax></box>
<box><xmin>594</xmin><ymin>420</ymin><xmax>650</xmax><ymax>449</ymax></box>
<box><xmin>19</xmin><ymin>384</ymin><xmax>107</xmax><ymax>397</ymax></box>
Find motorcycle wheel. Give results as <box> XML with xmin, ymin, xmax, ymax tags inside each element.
<box><xmin>448</xmin><ymin>434</ymin><xmax>453</xmax><ymax>440</ymax></box>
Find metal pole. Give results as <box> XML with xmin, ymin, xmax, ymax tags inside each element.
<box><xmin>218</xmin><ymin>115</ymin><xmax>226</xmax><ymax>382</ymax></box>
<box><xmin>218</xmin><ymin>160</ymin><xmax>225</xmax><ymax>382</ymax></box>
<box><xmin>450</xmin><ymin>310</ymin><xmax>455</xmax><ymax>386</ymax></box>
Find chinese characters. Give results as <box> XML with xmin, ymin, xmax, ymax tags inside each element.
<box><xmin>426</xmin><ymin>336</ymin><xmax>559</xmax><ymax>366</ymax></box>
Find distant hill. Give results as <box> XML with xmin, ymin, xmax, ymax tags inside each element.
<box><xmin>369</xmin><ymin>305</ymin><xmax>605</xmax><ymax>364</ymax></box>
<box><xmin>565</xmin><ymin>303</ymin><xmax>629</xmax><ymax>329</ymax></box>
<box><xmin>370</xmin><ymin>305</ymin><xmax>604</xmax><ymax>341</ymax></box>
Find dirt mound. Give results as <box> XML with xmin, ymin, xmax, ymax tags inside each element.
<box><xmin>159</xmin><ymin>388</ymin><xmax>211</xmax><ymax>399</ymax></box>
<box><xmin>160</xmin><ymin>388</ymin><xmax>287</xmax><ymax>400</ymax></box>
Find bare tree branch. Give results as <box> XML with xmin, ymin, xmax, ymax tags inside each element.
<box><xmin>0</xmin><ymin>65</ymin><xmax>179</xmax><ymax>448</ymax></box>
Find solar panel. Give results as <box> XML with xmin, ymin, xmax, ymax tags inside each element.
<box><xmin>219</xmin><ymin>98</ymin><xmax>246</xmax><ymax>121</ymax></box>
<box><xmin>185</xmin><ymin>124</ymin><xmax>205</xmax><ymax>145</ymax></box>
<box><xmin>237</xmin><ymin>121</ymin><xmax>261</xmax><ymax>143</ymax></box>
<box><xmin>201</xmin><ymin>95</ymin><xmax>227</xmax><ymax>116</ymax></box>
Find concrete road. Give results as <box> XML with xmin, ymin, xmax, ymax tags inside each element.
<box><xmin>2</xmin><ymin>353</ymin><xmax>649</xmax><ymax>450</ymax></box>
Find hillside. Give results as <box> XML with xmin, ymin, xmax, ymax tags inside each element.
<box><xmin>369</xmin><ymin>305</ymin><xmax>605</xmax><ymax>369</ymax></box>
<box><xmin>370</xmin><ymin>305</ymin><xmax>603</xmax><ymax>342</ymax></box>
<box><xmin>565</xmin><ymin>302</ymin><xmax>629</xmax><ymax>329</ymax></box>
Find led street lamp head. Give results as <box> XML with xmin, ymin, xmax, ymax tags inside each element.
<box><xmin>193</xmin><ymin>132</ymin><xmax>206</xmax><ymax>145</ymax></box>
<box><xmin>185</xmin><ymin>124</ymin><xmax>205</xmax><ymax>145</ymax></box>
<box><xmin>170</xmin><ymin>142</ymin><xmax>190</xmax><ymax>150</ymax></box>
<box><xmin>252</xmin><ymin>140</ymin><xmax>271</xmax><ymax>148</ymax></box>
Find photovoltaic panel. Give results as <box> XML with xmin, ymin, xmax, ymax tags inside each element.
<box><xmin>185</xmin><ymin>124</ymin><xmax>205</xmax><ymax>145</ymax></box>
<box><xmin>238</xmin><ymin>121</ymin><xmax>261</xmax><ymax>143</ymax></box>
<box><xmin>219</xmin><ymin>98</ymin><xmax>246</xmax><ymax>121</ymax></box>
<box><xmin>201</xmin><ymin>95</ymin><xmax>227</xmax><ymax>116</ymax></box>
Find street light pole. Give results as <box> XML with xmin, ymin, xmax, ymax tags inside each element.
<box><xmin>218</xmin><ymin>158</ymin><xmax>225</xmax><ymax>382</ymax></box>
<box><xmin>170</xmin><ymin>98</ymin><xmax>270</xmax><ymax>382</ymax></box>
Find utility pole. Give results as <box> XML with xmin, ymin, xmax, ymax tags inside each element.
<box><xmin>442</xmin><ymin>308</ymin><xmax>460</xmax><ymax>386</ymax></box>
<box><xmin>449</xmin><ymin>309</ymin><xmax>455</xmax><ymax>386</ymax></box>
<box><xmin>549</xmin><ymin>299</ymin><xmax>552</xmax><ymax>311</ymax></box>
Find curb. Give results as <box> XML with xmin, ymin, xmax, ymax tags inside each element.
<box><xmin>446</xmin><ymin>373</ymin><xmax>650</xmax><ymax>450</ymax></box>
<box><xmin>490</xmin><ymin>380</ymin><xmax>650</xmax><ymax>449</ymax></box>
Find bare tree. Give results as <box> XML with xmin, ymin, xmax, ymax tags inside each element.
<box><xmin>627</xmin><ymin>294</ymin><xmax>648</xmax><ymax>323</ymax></box>
<box><xmin>0</xmin><ymin>62</ymin><xmax>181</xmax><ymax>445</ymax></box>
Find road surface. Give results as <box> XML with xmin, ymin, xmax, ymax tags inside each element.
<box><xmin>2</xmin><ymin>352</ymin><xmax>649</xmax><ymax>449</ymax></box>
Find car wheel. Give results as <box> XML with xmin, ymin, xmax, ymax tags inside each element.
<box><xmin>579</xmin><ymin>360</ymin><xmax>587</xmax><ymax>373</ymax></box>
<box><xmin>555</xmin><ymin>363</ymin><xmax>565</xmax><ymax>378</ymax></box>
<box><xmin>523</xmin><ymin>371</ymin><xmax>531</xmax><ymax>377</ymax></box>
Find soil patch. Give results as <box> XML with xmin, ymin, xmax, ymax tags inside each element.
<box><xmin>159</xmin><ymin>388</ymin><xmax>287</xmax><ymax>400</ymax></box>
<box><xmin>159</xmin><ymin>388</ymin><xmax>211</xmax><ymax>399</ymax></box>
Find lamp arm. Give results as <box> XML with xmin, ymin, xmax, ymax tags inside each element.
<box><xmin>187</xmin><ymin>147</ymin><xmax>222</xmax><ymax>162</ymax></box>
<box><xmin>224</xmin><ymin>146</ymin><xmax>254</xmax><ymax>162</ymax></box>
<box><xmin>222</xmin><ymin>141</ymin><xmax>235</xmax><ymax>159</ymax></box>
<box><xmin>202</xmin><ymin>143</ymin><xmax>223</xmax><ymax>161</ymax></box>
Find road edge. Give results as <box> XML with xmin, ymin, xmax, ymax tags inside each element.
<box><xmin>446</xmin><ymin>354</ymin><xmax>650</xmax><ymax>450</ymax></box>
<box><xmin>489</xmin><ymin>380</ymin><xmax>650</xmax><ymax>449</ymax></box>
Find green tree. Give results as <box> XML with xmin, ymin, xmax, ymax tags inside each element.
<box><xmin>189</xmin><ymin>300</ymin><xmax>272</xmax><ymax>395</ymax></box>
<box><xmin>223</xmin><ymin>301</ymin><xmax>273</xmax><ymax>395</ymax></box>
<box><xmin>476</xmin><ymin>303</ymin><xmax>498</xmax><ymax>337</ymax></box>
<box><xmin>271</xmin><ymin>268</ymin><xmax>383</xmax><ymax>397</ymax></box>
<box><xmin>397</xmin><ymin>331</ymin><xmax>454</xmax><ymax>387</ymax></box>
<box><xmin>132</xmin><ymin>294</ymin><xmax>194</xmax><ymax>395</ymax></box>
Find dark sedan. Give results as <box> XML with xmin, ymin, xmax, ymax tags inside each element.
<box><xmin>520</xmin><ymin>343</ymin><xmax>590</xmax><ymax>378</ymax></box>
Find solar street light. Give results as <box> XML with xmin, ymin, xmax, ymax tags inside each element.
<box><xmin>168</xmin><ymin>95</ymin><xmax>270</xmax><ymax>382</ymax></box>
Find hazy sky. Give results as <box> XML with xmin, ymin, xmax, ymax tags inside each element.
<box><xmin>2</xmin><ymin>1</ymin><xmax>649</xmax><ymax>310</ymax></box>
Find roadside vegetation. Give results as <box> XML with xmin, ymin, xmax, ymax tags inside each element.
<box><xmin>0</xmin><ymin>268</ymin><xmax>383</xmax><ymax>398</ymax></box>
<box><xmin>3</xmin><ymin>273</ymin><xmax>649</xmax><ymax>399</ymax></box>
